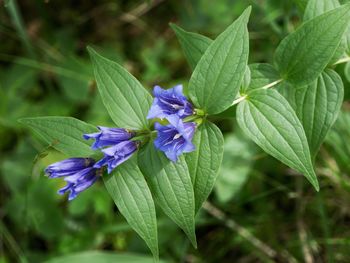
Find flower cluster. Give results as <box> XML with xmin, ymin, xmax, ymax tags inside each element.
<box><xmin>148</xmin><ymin>85</ymin><xmax>196</xmax><ymax>162</ymax></box>
<box><xmin>45</xmin><ymin>84</ymin><xmax>197</xmax><ymax>200</ymax></box>
<box><xmin>45</xmin><ymin>127</ymin><xmax>139</xmax><ymax>200</ymax></box>
<box><xmin>45</xmin><ymin>158</ymin><xmax>99</xmax><ymax>201</ymax></box>
<box><xmin>83</xmin><ymin>127</ymin><xmax>138</xmax><ymax>173</ymax></box>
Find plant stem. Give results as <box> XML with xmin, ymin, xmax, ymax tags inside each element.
<box><xmin>231</xmin><ymin>78</ymin><xmax>283</xmax><ymax>106</ymax></box>
<box><xmin>296</xmin><ymin>178</ymin><xmax>314</xmax><ymax>263</ymax></box>
<box><xmin>261</xmin><ymin>79</ymin><xmax>283</xmax><ymax>89</ymax></box>
<box><xmin>0</xmin><ymin>221</ymin><xmax>28</xmax><ymax>263</ymax></box>
<box><xmin>203</xmin><ymin>201</ymin><xmax>298</xmax><ymax>263</ymax></box>
<box><xmin>231</xmin><ymin>95</ymin><xmax>247</xmax><ymax>106</ymax></box>
<box><xmin>6</xmin><ymin>0</ymin><xmax>36</xmax><ymax>58</ymax></box>
<box><xmin>333</xmin><ymin>56</ymin><xmax>350</xmax><ymax>66</ymax></box>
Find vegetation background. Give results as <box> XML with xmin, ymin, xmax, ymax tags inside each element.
<box><xmin>1</xmin><ymin>0</ymin><xmax>350</xmax><ymax>262</ymax></box>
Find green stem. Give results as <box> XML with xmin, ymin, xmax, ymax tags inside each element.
<box><xmin>333</xmin><ymin>56</ymin><xmax>350</xmax><ymax>66</ymax></box>
<box><xmin>231</xmin><ymin>95</ymin><xmax>247</xmax><ymax>106</ymax></box>
<box><xmin>0</xmin><ymin>221</ymin><xmax>28</xmax><ymax>263</ymax></box>
<box><xmin>231</xmin><ymin>78</ymin><xmax>283</xmax><ymax>106</ymax></box>
<box><xmin>6</xmin><ymin>0</ymin><xmax>36</xmax><ymax>58</ymax></box>
<box><xmin>228</xmin><ymin>55</ymin><xmax>349</xmax><ymax>109</ymax></box>
<box><xmin>260</xmin><ymin>79</ymin><xmax>283</xmax><ymax>89</ymax></box>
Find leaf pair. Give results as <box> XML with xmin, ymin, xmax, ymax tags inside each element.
<box><xmin>274</xmin><ymin>2</ymin><xmax>350</xmax><ymax>85</ymax></box>
<box><xmin>173</xmin><ymin>3</ymin><xmax>350</xmax><ymax>192</ymax></box>
<box><xmin>21</xmin><ymin>7</ymin><xmax>254</xmax><ymax>258</ymax></box>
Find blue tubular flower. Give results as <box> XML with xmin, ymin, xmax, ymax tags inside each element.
<box><xmin>45</xmin><ymin>158</ymin><xmax>94</xmax><ymax>178</ymax></box>
<box><xmin>83</xmin><ymin>126</ymin><xmax>134</xmax><ymax>150</ymax></box>
<box><xmin>147</xmin><ymin>85</ymin><xmax>194</xmax><ymax>120</ymax></box>
<box><xmin>45</xmin><ymin>158</ymin><xmax>99</xmax><ymax>200</ymax></box>
<box><xmin>94</xmin><ymin>140</ymin><xmax>138</xmax><ymax>173</ymax></box>
<box><xmin>154</xmin><ymin>115</ymin><xmax>196</xmax><ymax>162</ymax></box>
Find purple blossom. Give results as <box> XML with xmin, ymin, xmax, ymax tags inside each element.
<box><xmin>45</xmin><ymin>158</ymin><xmax>99</xmax><ymax>200</ymax></box>
<box><xmin>147</xmin><ymin>85</ymin><xmax>193</xmax><ymax>120</ymax></box>
<box><xmin>83</xmin><ymin>126</ymin><xmax>134</xmax><ymax>150</ymax></box>
<box><xmin>154</xmin><ymin>115</ymin><xmax>196</xmax><ymax>162</ymax></box>
<box><xmin>94</xmin><ymin>140</ymin><xmax>138</xmax><ymax>173</ymax></box>
<box><xmin>84</xmin><ymin>126</ymin><xmax>138</xmax><ymax>174</ymax></box>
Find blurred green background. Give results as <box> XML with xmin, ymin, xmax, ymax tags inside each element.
<box><xmin>1</xmin><ymin>0</ymin><xmax>350</xmax><ymax>262</ymax></box>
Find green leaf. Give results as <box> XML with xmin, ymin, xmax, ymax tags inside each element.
<box><xmin>345</xmin><ymin>62</ymin><xmax>350</xmax><ymax>82</ymax></box>
<box><xmin>138</xmin><ymin>142</ymin><xmax>197</xmax><ymax>247</ymax></box>
<box><xmin>303</xmin><ymin>0</ymin><xmax>346</xmax><ymax>65</ymax></box>
<box><xmin>281</xmin><ymin>69</ymin><xmax>344</xmax><ymax>158</ymax></box>
<box><xmin>19</xmin><ymin>117</ymin><xmax>97</xmax><ymax>157</ymax></box>
<box><xmin>170</xmin><ymin>23</ymin><xmax>212</xmax><ymax>70</ymax></box>
<box><xmin>185</xmin><ymin>121</ymin><xmax>224</xmax><ymax>212</ymax></box>
<box><xmin>325</xmin><ymin>111</ymin><xmax>350</xmax><ymax>172</ymax></box>
<box><xmin>104</xmin><ymin>157</ymin><xmax>158</xmax><ymax>259</ymax></box>
<box><xmin>243</xmin><ymin>63</ymin><xmax>280</xmax><ymax>93</ymax></box>
<box><xmin>240</xmin><ymin>66</ymin><xmax>251</xmax><ymax>93</ymax></box>
<box><xmin>215</xmin><ymin>133</ymin><xmax>256</xmax><ymax>203</ymax></box>
<box><xmin>237</xmin><ymin>89</ymin><xmax>319</xmax><ymax>191</ymax></box>
<box><xmin>45</xmin><ymin>251</ymin><xmax>166</xmax><ymax>263</ymax></box>
<box><xmin>274</xmin><ymin>3</ymin><xmax>350</xmax><ymax>86</ymax></box>
<box><xmin>212</xmin><ymin>63</ymin><xmax>280</xmax><ymax>118</ymax></box>
<box><xmin>188</xmin><ymin>7</ymin><xmax>251</xmax><ymax>114</ymax></box>
<box><xmin>88</xmin><ymin>47</ymin><xmax>152</xmax><ymax>130</ymax></box>
<box><xmin>293</xmin><ymin>0</ymin><xmax>309</xmax><ymax>12</ymax></box>
<box><xmin>303</xmin><ymin>0</ymin><xmax>340</xmax><ymax>21</ymax></box>
<box><xmin>346</xmin><ymin>29</ymin><xmax>350</xmax><ymax>55</ymax></box>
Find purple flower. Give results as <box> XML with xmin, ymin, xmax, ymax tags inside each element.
<box><xmin>83</xmin><ymin>127</ymin><xmax>134</xmax><ymax>150</ymax></box>
<box><xmin>94</xmin><ymin>140</ymin><xmax>138</xmax><ymax>173</ymax></box>
<box><xmin>147</xmin><ymin>85</ymin><xmax>193</xmax><ymax>120</ymax></box>
<box><xmin>84</xmin><ymin>126</ymin><xmax>138</xmax><ymax>173</ymax></box>
<box><xmin>154</xmin><ymin>115</ymin><xmax>196</xmax><ymax>162</ymax></box>
<box><xmin>45</xmin><ymin>158</ymin><xmax>99</xmax><ymax>200</ymax></box>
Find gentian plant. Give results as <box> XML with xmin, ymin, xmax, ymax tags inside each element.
<box><xmin>20</xmin><ymin>3</ymin><xmax>350</xmax><ymax>260</ymax></box>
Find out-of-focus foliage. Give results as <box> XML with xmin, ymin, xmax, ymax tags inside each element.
<box><xmin>1</xmin><ymin>0</ymin><xmax>350</xmax><ymax>262</ymax></box>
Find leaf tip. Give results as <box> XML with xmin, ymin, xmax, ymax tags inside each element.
<box><xmin>151</xmin><ymin>249</ymin><xmax>160</xmax><ymax>263</ymax></box>
<box><xmin>18</xmin><ymin>117</ymin><xmax>31</xmax><ymax>126</ymax></box>
<box><xmin>168</xmin><ymin>22</ymin><xmax>176</xmax><ymax>29</ymax></box>
<box><xmin>314</xmin><ymin>181</ymin><xmax>320</xmax><ymax>192</ymax></box>
<box><xmin>242</xmin><ymin>5</ymin><xmax>252</xmax><ymax>19</ymax></box>
<box><xmin>86</xmin><ymin>45</ymin><xmax>94</xmax><ymax>54</ymax></box>
<box><xmin>192</xmin><ymin>240</ymin><xmax>198</xmax><ymax>249</ymax></box>
<box><xmin>17</xmin><ymin>118</ymin><xmax>26</xmax><ymax>124</ymax></box>
<box><xmin>87</xmin><ymin>46</ymin><xmax>99</xmax><ymax>62</ymax></box>
<box><xmin>309</xmin><ymin>173</ymin><xmax>320</xmax><ymax>192</ymax></box>
<box><xmin>169</xmin><ymin>22</ymin><xmax>183</xmax><ymax>35</ymax></box>
<box><xmin>188</xmin><ymin>232</ymin><xmax>198</xmax><ymax>249</ymax></box>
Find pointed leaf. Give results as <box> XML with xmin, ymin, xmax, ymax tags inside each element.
<box><xmin>303</xmin><ymin>0</ymin><xmax>340</xmax><ymax>21</ymax></box>
<box><xmin>88</xmin><ymin>47</ymin><xmax>152</xmax><ymax>130</ymax></box>
<box><xmin>281</xmin><ymin>69</ymin><xmax>344</xmax><ymax>158</ymax></box>
<box><xmin>237</xmin><ymin>89</ymin><xmax>319</xmax><ymax>190</ymax></box>
<box><xmin>215</xmin><ymin>133</ymin><xmax>256</xmax><ymax>203</ymax></box>
<box><xmin>188</xmin><ymin>7</ymin><xmax>251</xmax><ymax>114</ymax></box>
<box><xmin>170</xmin><ymin>23</ymin><xmax>212</xmax><ymax>70</ymax></box>
<box><xmin>293</xmin><ymin>0</ymin><xmax>309</xmax><ymax>12</ymax></box>
<box><xmin>345</xmin><ymin>62</ymin><xmax>350</xmax><ymax>82</ymax></box>
<box><xmin>19</xmin><ymin>117</ymin><xmax>97</xmax><ymax>157</ymax></box>
<box><xmin>274</xmin><ymin>3</ymin><xmax>350</xmax><ymax>85</ymax></box>
<box><xmin>303</xmin><ymin>0</ymin><xmax>346</xmax><ymax>65</ymax></box>
<box><xmin>138</xmin><ymin>143</ymin><xmax>197</xmax><ymax>247</ymax></box>
<box><xmin>185</xmin><ymin>121</ymin><xmax>223</xmax><ymax>212</ymax></box>
<box><xmin>346</xmin><ymin>28</ymin><xmax>350</xmax><ymax>56</ymax></box>
<box><xmin>240</xmin><ymin>66</ymin><xmax>251</xmax><ymax>93</ymax></box>
<box><xmin>104</xmin><ymin>157</ymin><xmax>159</xmax><ymax>259</ymax></box>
